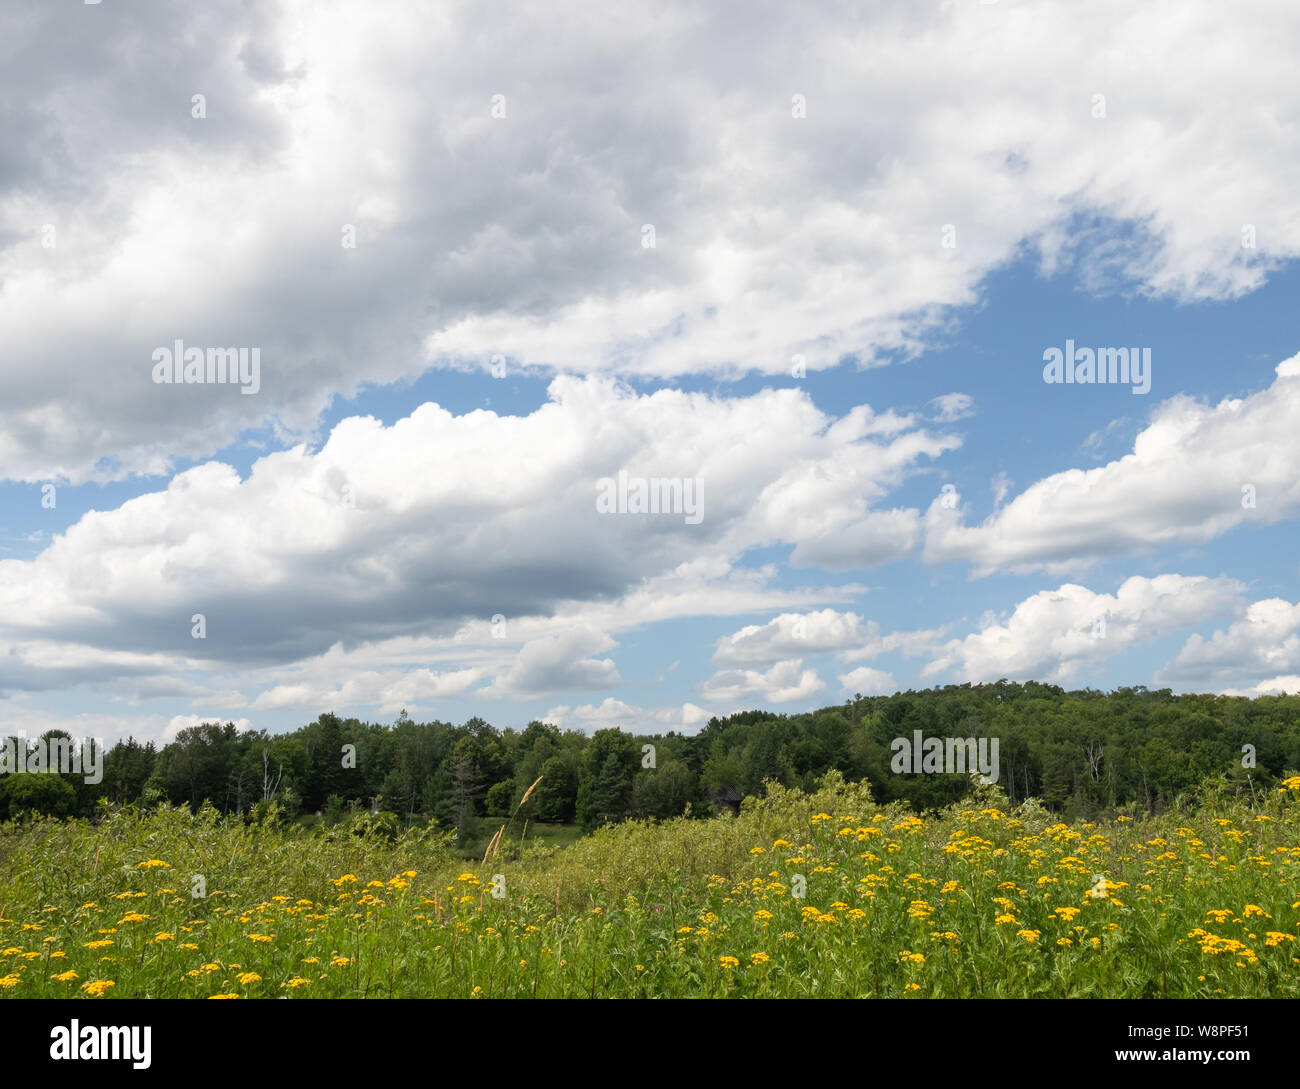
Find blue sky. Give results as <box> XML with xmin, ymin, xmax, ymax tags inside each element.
<box><xmin>3</xmin><ymin>0</ymin><xmax>1300</xmax><ymax>745</ymax></box>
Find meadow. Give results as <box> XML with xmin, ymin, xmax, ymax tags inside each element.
<box><xmin>2</xmin><ymin>771</ymin><xmax>1298</xmax><ymax>999</ymax></box>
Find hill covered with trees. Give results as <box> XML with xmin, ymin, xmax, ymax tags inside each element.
<box><xmin>4</xmin><ymin>681</ymin><xmax>1299</xmax><ymax>831</ymax></box>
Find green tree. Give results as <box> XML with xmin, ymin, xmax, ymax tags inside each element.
<box><xmin>2</xmin><ymin>772</ymin><xmax>76</xmax><ymax>817</ymax></box>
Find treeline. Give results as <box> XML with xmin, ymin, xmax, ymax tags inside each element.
<box><xmin>3</xmin><ymin>681</ymin><xmax>1300</xmax><ymax>830</ymax></box>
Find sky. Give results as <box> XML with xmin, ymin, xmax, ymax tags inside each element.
<box><xmin>2</xmin><ymin>0</ymin><xmax>1300</xmax><ymax>747</ymax></box>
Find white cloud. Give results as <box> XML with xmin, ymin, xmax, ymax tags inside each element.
<box><xmin>923</xmin><ymin>574</ymin><xmax>1245</xmax><ymax>684</ymax></box>
<box><xmin>837</xmin><ymin>666</ymin><xmax>896</xmax><ymax>696</ymax></box>
<box><xmin>7</xmin><ymin>2</ymin><xmax>1300</xmax><ymax>481</ymax></box>
<box><xmin>925</xmin><ymin>356</ymin><xmax>1300</xmax><ymax>574</ymax></box>
<box><xmin>0</xmin><ymin>380</ymin><xmax>944</xmax><ymax>703</ymax></box>
<box><xmin>712</xmin><ymin>609</ymin><xmax>866</xmax><ymax>666</ymax></box>
<box><xmin>696</xmin><ymin>659</ymin><xmax>825</xmax><ymax>704</ymax></box>
<box><xmin>1159</xmin><ymin>598</ymin><xmax>1300</xmax><ymax>688</ymax></box>
<box><xmin>930</xmin><ymin>393</ymin><xmax>975</xmax><ymax>422</ymax></box>
<box><xmin>480</xmin><ymin>626</ymin><xmax>621</xmax><ymax>700</ymax></box>
<box><xmin>541</xmin><ymin>698</ymin><xmax>715</xmax><ymax>735</ymax></box>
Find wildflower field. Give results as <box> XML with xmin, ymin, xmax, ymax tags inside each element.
<box><xmin>2</xmin><ymin>773</ymin><xmax>1298</xmax><ymax>999</ymax></box>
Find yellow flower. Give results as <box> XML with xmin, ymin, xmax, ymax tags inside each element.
<box><xmin>246</xmin><ymin>934</ymin><xmax>274</xmax><ymax>943</ymax></box>
<box><xmin>283</xmin><ymin>977</ymin><xmax>311</xmax><ymax>989</ymax></box>
<box><xmin>152</xmin><ymin>932</ymin><xmax>175</xmax><ymax>943</ymax></box>
<box><xmin>51</xmin><ymin>970</ymin><xmax>78</xmax><ymax>982</ymax></box>
<box><xmin>330</xmin><ymin>955</ymin><xmax>352</xmax><ymax>967</ymax></box>
<box><xmin>0</xmin><ymin>975</ymin><xmax>20</xmax><ymax>989</ymax></box>
<box><xmin>80</xmin><ymin>980</ymin><xmax>115</xmax><ymax>997</ymax></box>
<box><xmin>751</xmin><ymin>952</ymin><xmax>770</xmax><ymax>965</ymax></box>
<box><xmin>83</xmin><ymin>940</ymin><xmax>113</xmax><ymax>950</ymax></box>
<box><xmin>208</xmin><ymin>993</ymin><xmax>239</xmax><ymax>999</ymax></box>
<box><xmin>237</xmin><ymin>972</ymin><xmax>262</xmax><ymax>985</ymax></box>
<box><xmin>752</xmin><ymin>909</ymin><xmax>774</xmax><ymax>921</ymax></box>
<box><xmin>1017</xmin><ymin>929</ymin><xmax>1041</xmax><ymax>943</ymax></box>
<box><xmin>137</xmin><ymin>860</ymin><xmax>171</xmax><ymax>869</ymax></box>
<box><xmin>718</xmin><ymin>956</ymin><xmax>740</xmax><ymax>969</ymax></box>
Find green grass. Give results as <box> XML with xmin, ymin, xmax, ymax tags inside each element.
<box><xmin>2</xmin><ymin>772</ymin><xmax>1298</xmax><ymax>998</ymax></box>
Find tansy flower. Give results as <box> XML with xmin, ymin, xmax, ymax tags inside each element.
<box><xmin>283</xmin><ymin>977</ymin><xmax>311</xmax><ymax>989</ymax></box>
<box><xmin>80</xmin><ymin>980</ymin><xmax>115</xmax><ymax>997</ymax></box>
<box><xmin>137</xmin><ymin>860</ymin><xmax>171</xmax><ymax>869</ymax></box>
<box><xmin>237</xmin><ymin>972</ymin><xmax>261</xmax><ymax>985</ymax></box>
<box><xmin>51</xmin><ymin>971</ymin><xmax>78</xmax><ymax>982</ymax></box>
<box><xmin>751</xmin><ymin>952</ymin><xmax>770</xmax><ymax>964</ymax></box>
<box><xmin>718</xmin><ymin>956</ymin><xmax>739</xmax><ymax>969</ymax></box>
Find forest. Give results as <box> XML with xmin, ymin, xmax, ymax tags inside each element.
<box><xmin>3</xmin><ymin>681</ymin><xmax>1298</xmax><ymax>834</ymax></box>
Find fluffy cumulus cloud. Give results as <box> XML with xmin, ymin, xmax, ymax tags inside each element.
<box><xmin>696</xmin><ymin>659</ymin><xmax>825</xmax><ymax>704</ymax></box>
<box><xmin>712</xmin><ymin>609</ymin><xmax>868</xmax><ymax>666</ymax></box>
<box><xmin>837</xmin><ymin>666</ymin><xmax>897</xmax><ymax>697</ymax></box>
<box><xmin>0</xmin><ymin>381</ymin><xmax>944</xmax><ymax>703</ymax></box>
<box><xmin>922</xmin><ymin>575</ymin><xmax>1246</xmax><ymax>684</ymax></box>
<box><xmin>712</xmin><ymin>608</ymin><xmax>944</xmax><ymax>667</ymax></box>
<box><xmin>925</xmin><ymin>355</ymin><xmax>1300</xmax><ymax>574</ymax></box>
<box><xmin>6</xmin><ymin>1</ymin><xmax>1300</xmax><ymax>482</ymax></box>
<box><xmin>6</xmin><ymin>2</ymin><xmax>1300</xmax><ymax>735</ymax></box>
<box><xmin>541</xmin><ymin>698</ymin><xmax>716</xmax><ymax>735</ymax></box>
<box><xmin>1159</xmin><ymin>598</ymin><xmax>1300</xmax><ymax>694</ymax></box>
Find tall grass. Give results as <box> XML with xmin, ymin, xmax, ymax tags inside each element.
<box><xmin>2</xmin><ymin>773</ymin><xmax>1297</xmax><ymax>998</ymax></box>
